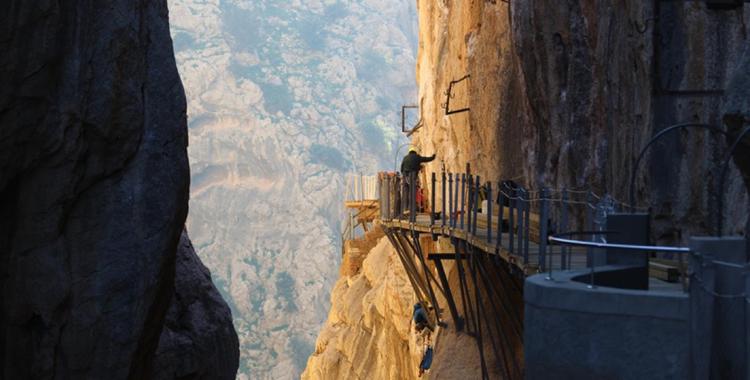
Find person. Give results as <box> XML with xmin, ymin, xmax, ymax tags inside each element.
<box><xmin>418</xmin><ymin>345</ymin><xmax>434</xmax><ymax>377</ymax></box>
<box><xmin>400</xmin><ymin>147</ymin><xmax>436</xmax><ymax>212</ymax></box>
<box><xmin>413</xmin><ymin>302</ymin><xmax>430</xmax><ymax>332</ymax></box>
<box><xmin>400</xmin><ymin>147</ymin><xmax>436</xmax><ymax>175</ymax></box>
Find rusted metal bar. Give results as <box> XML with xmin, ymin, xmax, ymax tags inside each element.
<box><xmin>448</xmin><ymin>173</ymin><xmax>454</xmax><ymax>228</ymax></box>
<box><xmin>460</xmin><ymin>173</ymin><xmax>466</xmax><ymax>230</ymax></box>
<box><xmin>431</xmin><ymin>172</ymin><xmax>436</xmax><ymax>226</ymax></box>
<box><xmin>443</xmin><ymin>75</ymin><xmax>471</xmax><ymax>115</ymax></box>
<box><xmin>441</xmin><ymin>171</ymin><xmax>446</xmax><ymax>227</ymax></box>
<box><xmin>467</xmin><ymin>174</ymin><xmax>473</xmax><ymax>233</ymax></box>
<box><xmin>487</xmin><ymin>182</ymin><xmax>493</xmax><ymax>244</ymax></box>
<box><xmin>497</xmin><ymin>183</ymin><xmax>504</xmax><ymax>251</ymax></box>
<box><xmin>409</xmin><ymin>171</ymin><xmax>416</xmax><ymax>223</ymax></box>
<box><xmin>466</xmin><ymin>244</ymin><xmax>489</xmax><ymax>380</ymax></box>
<box><xmin>454</xmin><ymin>173</ymin><xmax>460</xmax><ymax>228</ymax></box>
<box><xmin>410</xmin><ymin>230</ymin><xmax>442</xmax><ymax>323</ymax></box>
<box><xmin>475</xmin><ymin>254</ymin><xmax>519</xmax><ymax>379</ymax></box>
<box><xmin>384</xmin><ymin>229</ymin><xmax>428</xmax><ymax>304</ymax></box>
<box><xmin>453</xmin><ymin>240</ymin><xmax>475</xmax><ymax>334</ymax></box>
<box><xmin>472</xmin><ymin>176</ymin><xmax>480</xmax><ymax>236</ymax></box>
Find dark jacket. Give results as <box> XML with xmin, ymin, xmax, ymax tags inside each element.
<box><xmin>401</xmin><ymin>151</ymin><xmax>435</xmax><ymax>174</ymax></box>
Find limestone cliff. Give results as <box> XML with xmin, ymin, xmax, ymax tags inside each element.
<box><xmin>413</xmin><ymin>1</ymin><xmax>750</xmax><ymax>242</ymax></box>
<box><xmin>306</xmin><ymin>2</ymin><xmax>750</xmax><ymax>379</ymax></box>
<box><xmin>0</xmin><ymin>1</ymin><xmax>238</xmax><ymax>378</ymax></box>
<box><xmin>303</xmin><ymin>229</ymin><xmax>490</xmax><ymax>379</ymax></box>
<box><xmin>302</xmin><ymin>230</ymin><xmax>422</xmax><ymax>379</ymax></box>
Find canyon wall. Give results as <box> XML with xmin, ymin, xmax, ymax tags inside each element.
<box><xmin>413</xmin><ymin>1</ymin><xmax>750</xmax><ymax>242</ymax></box>
<box><xmin>0</xmin><ymin>1</ymin><xmax>237</xmax><ymax>378</ymax></box>
<box><xmin>302</xmin><ymin>230</ymin><xmax>489</xmax><ymax>379</ymax></box>
<box><xmin>306</xmin><ymin>1</ymin><xmax>750</xmax><ymax>379</ymax></box>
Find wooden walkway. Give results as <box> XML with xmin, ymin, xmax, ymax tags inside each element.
<box><xmin>381</xmin><ymin>213</ymin><xmax>589</xmax><ymax>275</ymax></box>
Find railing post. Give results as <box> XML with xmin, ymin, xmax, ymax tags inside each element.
<box><xmin>360</xmin><ymin>173</ymin><xmax>364</xmax><ymax>202</ymax></box>
<box><xmin>522</xmin><ymin>188</ymin><xmax>530</xmax><ymax>265</ymax></box>
<box><xmin>431</xmin><ymin>172</ymin><xmax>436</xmax><ymax>226</ymax></box>
<box><xmin>585</xmin><ymin>191</ymin><xmax>594</xmax><ymax>267</ymax></box>
<box><xmin>473</xmin><ymin>176</ymin><xmax>480</xmax><ymax>236</ymax></box>
<box><xmin>387</xmin><ymin>176</ymin><xmax>393</xmax><ymax>220</ymax></box>
<box><xmin>442</xmin><ymin>171</ymin><xmax>447</xmax><ymax>227</ymax></box>
<box><xmin>460</xmin><ymin>173</ymin><xmax>466</xmax><ymax>230</ymax></box>
<box><xmin>508</xmin><ymin>185</ymin><xmax>515</xmax><ymax>256</ymax></box>
<box><xmin>466</xmin><ymin>174</ymin><xmax>473</xmax><ymax>233</ymax></box>
<box><xmin>448</xmin><ymin>173</ymin><xmax>454</xmax><ymax>228</ymax></box>
<box><xmin>454</xmin><ymin>173</ymin><xmax>460</xmax><ymax>228</ymax></box>
<box><xmin>587</xmin><ymin>192</ymin><xmax>596</xmax><ymax>288</ymax></box>
<box><xmin>487</xmin><ymin>182</ymin><xmax>493</xmax><ymax>244</ymax></box>
<box><xmin>398</xmin><ymin>173</ymin><xmax>406</xmax><ymax>219</ymax></box>
<box><xmin>540</xmin><ymin>188</ymin><xmax>550</xmax><ymax>278</ymax></box>
<box><xmin>560</xmin><ymin>189</ymin><xmax>568</xmax><ymax>269</ymax></box>
<box><xmin>517</xmin><ymin>188</ymin><xmax>525</xmax><ymax>263</ymax></box>
<box><xmin>497</xmin><ymin>182</ymin><xmax>504</xmax><ymax>251</ymax></box>
<box><xmin>410</xmin><ymin>171</ymin><xmax>417</xmax><ymax>223</ymax></box>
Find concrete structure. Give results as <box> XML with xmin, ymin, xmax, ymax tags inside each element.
<box><xmin>524</xmin><ymin>269</ymin><xmax>688</xmax><ymax>379</ymax></box>
<box><xmin>524</xmin><ymin>236</ymin><xmax>749</xmax><ymax>380</ymax></box>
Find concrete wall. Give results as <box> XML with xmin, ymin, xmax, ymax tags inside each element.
<box><xmin>524</xmin><ymin>270</ymin><xmax>688</xmax><ymax>380</ymax></box>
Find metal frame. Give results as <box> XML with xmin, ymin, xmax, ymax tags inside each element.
<box><xmin>443</xmin><ymin>75</ymin><xmax>471</xmax><ymax>115</ymax></box>
<box><xmin>401</xmin><ymin>105</ymin><xmax>419</xmax><ymax>133</ymax></box>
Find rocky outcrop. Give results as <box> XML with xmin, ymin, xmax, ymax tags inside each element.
<box><xmin>154</xmin><ymin>232</ymin><xmax>240</xmax><ymax>379</ymax></box>
<box><xmin>413</xmin><ymin>1</ymin><xmax>750</xmax><ymax>243</ymax></box>
<box><xmin>303</xmin><ymin>230</ymin><xmax>488</xmax><ymax>379</ymax></box>
<box><xmin>302</xmin><ymin>235</ymin><xmax>423</xmax><ymax>380</ymax></box>
<box><xmin>0</xmin><ymin>1</ymin><xmax>237</xmax><ymax>379</ymax></box>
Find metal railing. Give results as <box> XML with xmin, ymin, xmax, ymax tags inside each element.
<box><xmin>549</xmin><ymin>233</ymin><xmax>690</xmax><ymax>290</ymax></box>
<box><xmin>377</xmin><ymin>167</ymin><xmax>654</xmax><ymax>275</ymax></box>
<box><xmin>345</xmin><ymin>173</ymin><xmax>379</xmax><ymax>202</ymax></box>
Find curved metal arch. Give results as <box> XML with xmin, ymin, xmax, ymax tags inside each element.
<box><xmin>628</xmin><ymin>123</ymin><xmax>729</xmax><ymax>211</ymax></box>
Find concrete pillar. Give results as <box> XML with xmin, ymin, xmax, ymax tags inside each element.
<box><xmin>689</xmin><ymin>237</ymin><xmax>746</xmax><ymax>380</ymax></box>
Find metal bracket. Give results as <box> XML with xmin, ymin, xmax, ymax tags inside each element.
<box><xmin>401</xmin><ymin>105</ymin><xmax>419</xmax><ymax>133</ymax></box>
<box><xmin>443</xmin><ymin>75</ymin><xmax>471</xmax><ymax>115</ymax></box>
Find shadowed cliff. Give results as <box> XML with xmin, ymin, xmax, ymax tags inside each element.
<box><xmin>0</xmin><ymin>1</ymin><xmax>238</xmax><ymax>378</ymax></box>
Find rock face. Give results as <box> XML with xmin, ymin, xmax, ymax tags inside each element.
<box><xmin>306</xmin><ymin>2</ymin><xmax>750</xmax><ymax>379</ymax></box>
<box><xmin>154</xmin><ymin>232</ymin><xmax>240</xmax><ymax>379</ymax></box>
<box><xmin>302</xmin><ymin>234</ymin><xmax>424</xmax><ymax>380</ymax></box>
<box><xmin>303</xmin><ymin>230</ymin><xmax>489</xmax><ymax>379</ymax></box>
<box><xmin>0</xmin><ymin>1</ymin><xmax>237</xmax><ymax>379</ymax></box>
<box><xmin>413</xmin><ymin>1</ymin><xmax>750</xmax><ymax>242</ymax></box>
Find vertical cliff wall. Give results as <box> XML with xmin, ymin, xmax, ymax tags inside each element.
<box><xmin>303</xmin><ymin>229</ymin><xmax>499</xmax><ymax>379</ymax></box>
<box><xmin>306</xmin><ymin>1</ymin><xmax>750</xmax><ymax>379</ymax></box>
<box><xmin>0</xmin><ymin>1</ymin><xmax>238</xmax><ymax>378</ymax></box>
<box><xmin>413</xmin><ymin>1</ymin><xmax>750</xmax><ymax>242</ymax></box>
<box><xmin>302</xmin><ymin>232</ymin><xmax>423</xmax><ymax>379</ymax></box>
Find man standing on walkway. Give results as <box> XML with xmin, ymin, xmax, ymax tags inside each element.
<box><xmin>400</xmin><ymin>147</ymin><xmax>436</xmax><ymax>213</ymax></box>
<box><xmin>400</xmin><ymin>147</ymin><xmax>436</xmax><ymax>175</ymax></box>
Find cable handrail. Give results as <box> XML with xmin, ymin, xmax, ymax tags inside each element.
<box><xmin>548</xmin><ymin>235</ymin><xmax>691</xmax><ymax>254</ymax></box>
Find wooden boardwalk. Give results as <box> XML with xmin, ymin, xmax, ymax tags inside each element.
<box><xmin>381</xmin><ymin>213</ymin><xmax>589</xmax><ymax>276</ymax></box>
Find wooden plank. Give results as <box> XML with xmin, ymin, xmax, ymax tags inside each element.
<box><xmin>345</xmin><ymin>200</ymin><xmax>379</xmax><ymax>209</ymax></box>
<box><xmin>649</xmin><ymin>261</ymin><xmax>680</xmax><ymax>283</ymax></box>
